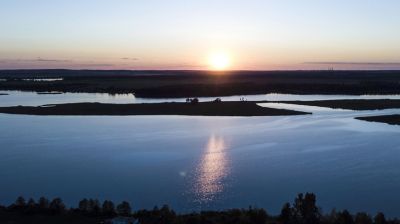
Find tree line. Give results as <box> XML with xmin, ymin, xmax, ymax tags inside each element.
<box><xmin>1</xmin><ymin>196</ymin><xmax>131</xmax><ymax>217</ymax></box>
<box><xmin>0</xmin><ymin>193</ymin><xmax>399</xmax><ymax>224</ymax></box>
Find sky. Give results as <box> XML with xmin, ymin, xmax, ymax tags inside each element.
<box><xmin>1</xmin><ymin>0</ymin><xmax>400</xmax><ymax>70</ymax></box>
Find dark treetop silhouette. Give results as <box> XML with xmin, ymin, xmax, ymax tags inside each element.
<box><xmin>0</xmin><ymin>193</ymin><xmax>396</xmax><ymax>224</ymax></box>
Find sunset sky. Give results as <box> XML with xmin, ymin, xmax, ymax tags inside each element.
<box><xmin>1</xmin><ymin>0</ymin><xmax>400</xmax><ymax>70</ymax></box>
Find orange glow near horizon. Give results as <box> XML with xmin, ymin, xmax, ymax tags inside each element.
<box><xmin>208</xmin><ymin>52</ymin><xmax>231</xmax><ymax>70</ymax></box>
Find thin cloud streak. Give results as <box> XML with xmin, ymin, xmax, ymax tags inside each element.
<box><xmin>120</xmin><ymin>57</ymin><xmax>139</xmax><ymax>61</ymax></box>
<box><xmin>304</xmin><ymin>62</ymin><xmax>400</xmax><ymax>66</ymax></box>
<box><xmin>35</xmin><ymin>58</ymin><xmax>71</xmax><ymax>62</ymax></box>
<box><xmin>74</xmin><ymin>63</ymin><xmax>115</xmax><ymax>67</ymax></box>
<box><xmin>0</xmin><ymin>58</ymin><xmax>72</xmax><ymax>63</ymax></box>
<box><xmin>0</xmin><ymin>58</ymin><xmax>116</xmax><ymax>69</ymax></box>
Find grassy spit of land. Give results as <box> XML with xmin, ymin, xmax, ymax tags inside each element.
<box><xmin>269</xmin><ymin>99</ymin><xmax>400</xmax><ymax>125</ymax></box>
<box><xmin>1</xmin><ymin>70</ymin><xmax>400</xmax><ymax>97</ymax></box>
<box><xmin>356</xmin><ymin>114</ymin><xmax>400</xmax><ymax>125</ymax></box>
<box><xmin>272</xmin><ymin>99</ymin><xmax>400</xmax><ymax>110</ymax></box>
<box><xmin>0</xmin><ymin>101</ymin><xmax>309</xmax><ymax>116</ymax></box>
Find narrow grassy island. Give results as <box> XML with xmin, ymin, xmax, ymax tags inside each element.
<box><xmin>0</xmin><ymin>101</ymin><xmax>310</xmax><ymax>116</ymax></box>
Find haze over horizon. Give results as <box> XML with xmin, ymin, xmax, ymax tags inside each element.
<box><xmin>1</xmin><ymin>0</ymin><xmax>400</xmax><ymax>70</ymax></box>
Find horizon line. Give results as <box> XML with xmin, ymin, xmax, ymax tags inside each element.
<box><xmin>1</xmin><ymin>68</ymin><xmax>400</xmax><ymax>72</ymax></box>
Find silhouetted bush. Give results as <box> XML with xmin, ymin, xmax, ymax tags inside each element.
<box><xmin>78</xmin><ymin>198</ymin><xmax>89</xmax><ymax>213</ymax></box>
<box><xmin>279</xmin><ymin>193</ymin><xmax>320</xmax><ymax>224</ymax></box>
<box><xmin>335</xmin><ymin>210</ymin><xmax>354</xmax><ymax>224</ymax></box>
<box><xmin>38</xmin><ymin>197</ymin><xmax>50</xmax><ymax>211</ymax></box>
<box><xmin>13</xmin><ymin>196</ymin><xmax>26</xmax><ymax>209</ymax></box>
<box><xmin>102</xmin><ymin>200</ymin><xmax>116</xmax><ymax>216</ymax></box>
<box><xmin>117</xmin><ymin>201</ymin><xmax>131</xmax><ymax>216</ymax></box>
<box><xmin>49</xmin><ymin>198</ymin><xmax>66</xmax><ymax>214</ymax></box>
<box><xmin>213</xmin><ymin>98</ymin><xmax>222</xmax><ymax>103</ymax></box>
<box><xmin>186</xmin><ymin>98</ymin><xmax>199</xmax><ymax>104</ymax></box>
<box><xmin>280</xmin><ymin>202</ymin><xmax>293</xmax><ymax>224</ymax></box>
<box><xmin>374</xmin><ymin>212</ymin><xmax>387</xmax><ymax>224</ymax></box>
<box><xmin>355</xmin><ymin>212</ymin><xmax>373</xmax><ymax>224</ymax></box>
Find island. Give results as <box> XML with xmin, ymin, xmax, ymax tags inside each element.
<box><xmin>0</xmin><ymin>101</ymin><xmax>310</xmax><ymax>116</ymax></box>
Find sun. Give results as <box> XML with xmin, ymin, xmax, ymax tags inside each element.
<box><xmin>208</xmin><ymin>52</ymin><xmax>231</xmax><ymax>70</ymax></box>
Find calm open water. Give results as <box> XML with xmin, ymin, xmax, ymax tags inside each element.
<box><xmin>2</xmin><ymin>90</ymin><xmax>400</xmax><ymax>106</ymax></box>
<box><xmin>1</xmin><ymin>92</ymin><xmax>400</xmax><ymax>216</ymax></box>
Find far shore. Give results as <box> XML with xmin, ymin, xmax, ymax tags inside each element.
<box><xmin>2</xmin><ymin>70</ymin><xmax>400</xmax><ymax>98</ymax></box>
<box><xmin>36</xmin><ymin>91</ymin><xmax>63</xmax><ymax>95</ymax></box>
<box><xmin>0</xmin><ymin>101</ymin><xmax>310</xmax><ymax>116</ymax></box>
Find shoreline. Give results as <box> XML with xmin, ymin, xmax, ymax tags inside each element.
<box><xmin>0</xmin><ymin>193</ymin><xmax>395</xmax><ymax>224</ymax></box>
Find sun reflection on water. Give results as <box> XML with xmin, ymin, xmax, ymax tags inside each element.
<box><xmin>194</xmin><ymin>135</ymin><xmax>230</xmax><ymax>204</ymax></box>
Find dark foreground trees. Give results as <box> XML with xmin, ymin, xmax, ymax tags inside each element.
<box><xmin>117</xmin><ymin>201</ymin><xmax>132</xmax><ymax>216</ymax></box>
<box><xmin>0</xmin><ymin>194</ymin><xmax>398</xmax><ymax>224</ymax></box>
<box><xmin>280</xmin><ymin>193</ymin><xmax>320</xmax><ymax>224</ymax></box>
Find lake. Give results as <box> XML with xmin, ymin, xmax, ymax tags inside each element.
<box><xmin>1</xmin><ymin>92</ymin><xmax>400</xmax><ymax>216</ymax></box>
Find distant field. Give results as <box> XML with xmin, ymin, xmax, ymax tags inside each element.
<box><xmin>1</xmin><ymin>70</ymin><xmax>400</xmax><ymax>97</ymax></box>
